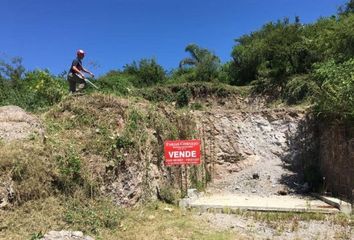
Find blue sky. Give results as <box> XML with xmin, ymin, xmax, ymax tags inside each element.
<box><xmin>1</xmin><ymin>0</ymin><xmax>346</xmax><ymax>76</ymax></box>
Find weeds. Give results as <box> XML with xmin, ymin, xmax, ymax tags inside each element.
<box><xmin>0</xmin><ymin>142</ymin><xmax>55</xmax><ymax>205</ymax></box>
<box><xmin>176</xmin><ymin>88</ymin><xmax>191</xmax><ymax>108</ymax></box>
<box><xmin>55</xmin><ymin>147</ymin><xmax>85</xmax><ymax>195</ymax></box>
<box><xmin>63</xmin><ymin>197</ymin><xmax>123</xmax><ymax>234</ymax></box>
<box><xmin>30</xmin><ymin>232</ymin><xmax>44</xmax><ymax>240</ymax></box>
<box><xmin>135</xmin><ymin>82</ymin><xmax>249</xmax><ymax>105</ymax></box>
<box><xmin>157</xmin><ymin>184</ymin><xmax>179</xmax><ymax>204</ymax></box>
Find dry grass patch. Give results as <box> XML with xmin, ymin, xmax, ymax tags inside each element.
<box><xmin>0</xmin><ymin>198</ymin><xmax>239</xmax><ymax>240</ymax></box>
<box><xmin>0</xmin><ymin>141</ymin><xmax>56</xmax><ymax>205</ymax></box>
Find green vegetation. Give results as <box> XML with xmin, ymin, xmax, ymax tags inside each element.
<box><xmin>122</xmin><ymin>58</ymin><xmax>166</xmax><ymax>87</ymax></box>
<box><xmin>179</xmin><ymin>43</ymin><xmax>221</xmax><ymax>82</ymax></box>
<box><xmin>0</xmin><ymin>198</ymin><xmax>236</xmax><ymax>240</ymax></box>
<box><xmin>227</xmin><ymin>9</ymin><xmax>354</xmax><ymax>117</ymax></box>
<box><xmin>0</xmin><ymin>93</ymin><xmax>216</xmax><ymax>238</ymax></box>
<box><xmin>2</xmin><ymin>3</ymin><xmax>354</xmax><ymax>117</ymax></box>
<box><xmin>313</xmin><ymin>59</ymin><xmax>354</xmax><ymax>117</ymax></box>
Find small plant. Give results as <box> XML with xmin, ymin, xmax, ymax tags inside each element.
<box><xmin>30</xmin><ymin>232</ymin><xmax>44</xmax><ymax>240</ymax></box>
<box><xmin>176</xmin><ymin>88</ymin><xmax>191</xmax><ymax>108</ymax></box>
<box><xmin>291</xmin><ymin>217</ymin><xmax>300</xmax><ymax>232</ymax></box>
<box><xmin>190</xmin><ymin>102</ymin><xmax>203</xmax><ymax>110</ymax></box>
<box><xmin>115</xmin><ymin>135</ymin><xmax>134</xmax><ymax>150</ymax></box>
<box><xmin>55</xmin><ymin>147</ymin><xmax>89</xmax><ymax>196</ymax></box>
<box><xmin>157</xmin><ymin>184</ymin><xmax>178</xmax><ymax>204</ymax></box>
<box><xmin>190</xmin><ymin>166</ymin><xmax>206</xmax><ymax>191</ymax></box>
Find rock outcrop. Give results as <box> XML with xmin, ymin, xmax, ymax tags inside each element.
<box><xmin>0</xmin><ymin>177</ymin><xmax>14</xmax><ymax>209</ymax></box>
<box><xmin>40</xmin><ymin>231</ymin><xmax>94</xmax><ymax>240</ymax></box>
<box><xmin>196</xmin><ymin>108</ymin><xmax>310</xmax><ymax>196</ymax></box>
<box><xmin>0</xmin><ymin>105</ymin><xmax>44</xmax><ymax>142</ymax></box>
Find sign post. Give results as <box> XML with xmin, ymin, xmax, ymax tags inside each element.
<box><xmin>164</xmin><ymin>140</ymin><xmax>201</xmax><ymax>195</ymax></box>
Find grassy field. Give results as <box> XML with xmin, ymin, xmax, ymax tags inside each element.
<box><xmin>0</xmin><ymin>197</ymin><xmax>238</xmax><ymax>240</ymax></box>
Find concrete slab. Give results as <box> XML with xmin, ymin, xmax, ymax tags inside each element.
<box><xmin>316</xmin><ymin>195</ymin><xmax>352</xmax><ymax>215</ymax></box>
<box><xmin>186</xmin><ymin>194</ymin><xmax>340</xmax><ymax>214</ymax></box>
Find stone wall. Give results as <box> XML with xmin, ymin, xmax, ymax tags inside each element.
<box><xmin>319</xmin><ymin>121</ymin><xmax>354</xmax><ymax>202</ymax></box>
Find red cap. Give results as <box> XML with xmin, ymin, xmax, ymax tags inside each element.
<box><xmin>77</xmin><ymin>49</ymin><xmax>85</xmax><ymax>57</ymax></box>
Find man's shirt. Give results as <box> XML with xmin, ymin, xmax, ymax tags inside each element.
<box><xmin>69</xmin><ymin>58</ymin><xmax>83</xmax><ymax>74</ymax></box>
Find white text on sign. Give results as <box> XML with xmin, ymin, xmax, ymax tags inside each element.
<box><xmin>168</xmin><ymin>151</ymin><xmax>197</xmax><ymax>158</ymax></box>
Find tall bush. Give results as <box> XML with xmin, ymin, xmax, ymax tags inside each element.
<box><xmin>313</xmin><ymin>58</ymin><xmax>354</xmax><ymax>117</ymax></box>
<box><xmin>123</xmin><ymin>58</ymin><xmax>166</xmax><ymax>87</ymax></box>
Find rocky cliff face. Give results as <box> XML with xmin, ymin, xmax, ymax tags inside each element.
<box><xmin>319</xmin><ymin>121</ymin><xmax>354</xmax><ymax>202</ymax></box>
<box><xmin>106</xmin><ymin>106</ymin><xmax>313</xmax><ymax>205</ymax></box>
<box><xmin>195</xmin><ymin>108</ymin><xmax>311</xmax><ymax>196</ymax></box>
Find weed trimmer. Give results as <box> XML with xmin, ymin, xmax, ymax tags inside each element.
<box><xmin>75</xmin><ymin>73</ymin><xmax>99</xmax><ymax>90</ymax></box>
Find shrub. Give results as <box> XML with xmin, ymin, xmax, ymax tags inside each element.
<box><xmin>157</xmin><ymin>184</ymin><xmax>178</xmax><ymax>204</ymax></box>
<box><xmin>283</xmin><ymin>75</ymin><xmax>319</xmax><ymax>104</ymax></box>
<box><xmin>313</xmin><ymin>58</ymin><xmax>354</xmax><ymax>118</ymax></box>
<box><xmin>123</xmin><ymin>58</ymin><xmax>166</xmax><ymax>87</ymax></box>
<box><xmin>176</xmin><ymin>88</ymin><xmax>191</xmax><ymax>108</ymax></box>
<box><xmin>0</xmin><ymin>69</ymin><xmax>66</xmax><ymax>111</ymax></box>
<box><xmin>24</xmin><ymin>70</ymin><xmax>66</xmax><ymax>109</ymax></box>
<box><xmin>97</xmin><ymin>71</ymin><xmax>134</xmax><ymax>95</ymax></box>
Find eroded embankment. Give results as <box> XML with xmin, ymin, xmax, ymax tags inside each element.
<box><xmin>0</xmin><ymin>92</ymin><xmax>330</xmax><ymax>210</ymax></box>
<box><xmin>194</xmin><ymin>108</ymin><xmax>314</xmax><ymax>197</ymax></box>
<box><xmin>0</xmin><ymin>94</ymin><xmax>203</xmax><ymax>208</ymax></box>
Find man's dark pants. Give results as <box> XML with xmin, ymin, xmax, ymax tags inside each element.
<box><xmin>67</xmin><ymin>73</ymin><xmax>86</xmax><ymax>93</ymax></box>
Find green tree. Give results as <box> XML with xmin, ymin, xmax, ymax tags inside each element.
<box><xmin>313</xmin><ymin>58</ymin><xmax>354</xmax><ymax>117</ymax></box>
<box><xmin>230</xmin><ymin>18</ymin><xmax>316</xmax><ymax>88</ymax></box>
<box><xmin>123</xmin><ymin>58</ymin><xmax>166</xmax><ymax>87</ymax></box>
<box><xmin>179</xmin><ymin>44</ymin><xmax>221</xmax><ymax>82</ymax></box>
<box><xmin>339</xmin><ymin>0</ymin><xmax>354</xmax><ymax>14</ymax></box>
<box><xmin>97</xmin><ymin>70</ymin><xmax>134</xmax><ymax>95</ymax></box>
<box><xmin>0</xmin><ymin>57</ymin><xmax>25</xmax><ymax>87</ymax></box>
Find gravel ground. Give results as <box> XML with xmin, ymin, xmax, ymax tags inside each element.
<box><xmin>195</xmin><ymin>212</ymin><xmax>353</xmax><ymax>240</ymax></box>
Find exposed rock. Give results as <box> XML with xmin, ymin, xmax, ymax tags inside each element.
<box><xmin>196</xmin><ymin>109</ymin><xmax>309</xmax><ymax>196</ymax></box>
<box><xmin>40</xmin><ymin>230</ymin><xmax>94</xmax><ymax>240</ymax></box>
<box><xmin>319</xmin><ymin>121</ymin><xmax>354</xmax><ymax>201</ymax></box>
<box><xmin>163</xmin><ymin>207</ymin><xmax>174</xmax><ymax>212</ymax></box>
<box><xmin>0</xmin><ymin>178</ymin><xmax>14</xmax><ymax>209</ymax></box>
<box><xmin>187</xmin><ymin>188</ymin><xmax>199</xmax><ymax>199</ymax></box>
<box><xmin>0</xmin><ymin>106</ymin><xmax>44</xmax><ymax>142</ymax></box>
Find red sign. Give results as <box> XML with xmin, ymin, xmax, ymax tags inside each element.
<box><xmin>164</xmin><ymin>140</ymin><xmax>201</xmax><ymax>166</ymax></box>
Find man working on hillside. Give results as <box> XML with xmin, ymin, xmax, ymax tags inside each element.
<box><xmin>67</xmin><ymin>49</ymin><xmax>95</xmax><ymax>93</ymax></box>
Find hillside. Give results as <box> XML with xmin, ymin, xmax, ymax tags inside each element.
<box><xmin>0</xmin><ymin>86</ymin><xmax>353</xmax><ymax>239</ymax></box>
